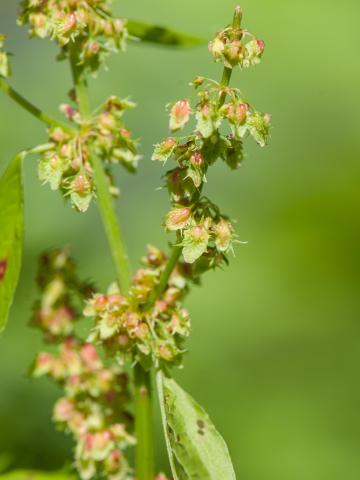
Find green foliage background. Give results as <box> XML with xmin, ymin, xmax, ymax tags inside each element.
<box><xmin>0</xmin><ymin>0</ymin><xmax>359</xmax><ymax>478</ymax></box>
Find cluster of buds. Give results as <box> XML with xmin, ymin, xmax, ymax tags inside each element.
<box><xmin>152</xmin><ymin>10</ymin><xmax>270</xmax><ymax>270</ymax></box>
<box><xmin>38</xmin><ymin>96</ymin><xmax>139</xmax><ymax>212</ymax></box>
<box><xmin>32</xmin><ymin>248</ymin><xmax>93</xmax><ymax>340</ymax></box>
<box><xmin>208</xmin><ymin>16</ymin><xmax>265</xmax><ymax>69</ymax></box>
<box><xmin>85</xmin><ymin>245</ymin><xmax>191</xmax><ymax>369</ymax></box>
<box><xmin>165</xmin><ymin>200</ymin><xmax>237</xmax><ymax>267</ymax></box>
<box><xmin>0</xmin><ymin>33</ymin><xmax>11</xmax><ymax>78</ymax></box>
<box><xmin>18</xmin><ymin>0</ymin><xmax>128</xmax><ymax>73</ymax></box>
<box><xmin>32</xmin><ymin>248</ymin><xmax>135</xmax><ymax>480</ymax></box>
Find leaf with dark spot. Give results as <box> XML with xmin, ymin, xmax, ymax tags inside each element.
<box><xmin>157</xmin><ymin>372</ymin><xmax>236</xmax><ymax>479</ymax></box>
<box><xmin>0</xmin><ymin>155</ymin><xmax>24</xmax><ymax>333</ymax></box>
<box><xmin>127</xmin><ymin>20</ymin><xmax>205</xmax><ymax>48</ymax></box>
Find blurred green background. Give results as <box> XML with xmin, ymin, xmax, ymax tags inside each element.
<box><xmin>1</xmin><ymin>0</ymin><xmax>360</xmax><ymax>479</ymax></box>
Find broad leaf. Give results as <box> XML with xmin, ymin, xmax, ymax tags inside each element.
<box><xmin>0</xmin><ymin>470</ymin><xmax>76</xmax><ymax>480</ymax></box>
<box><xmin>0</xmin><ymin>155</ymin><xmax>24</xmax><ymax>333</ymax></box>
<box><xmin>157</xmin><ymin>372</ymin><xmax>236</xmax><ymax>479</ymax></box>
<box><xmin>127</xmin><ymin>20</ymin><xmax>204</xmax><ymax>48</ymax></box>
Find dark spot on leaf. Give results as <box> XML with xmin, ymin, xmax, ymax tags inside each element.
<box><xmin>197</xmin><ymin>419</ymin><xmax>206</xmax><ymax>435</ymax></box>
<box><xmin>0</xmin><ymin>259</ymin><xmax>7</xmax><ymax>282</ymax></box>
<box><xmin>197</xmin><ymin>419</ymin><xmax>205</xmax><ymax>429</ymax></box>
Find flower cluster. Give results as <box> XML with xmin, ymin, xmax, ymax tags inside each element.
<box><xmin>153</xmin><ymin>12</ymin><xmax>270</xmax><ymax>269</ymax></box>
<box><xmin>85</xmin><ymin>245</ymin><xmax>191</xmax><ymax>369</ymax></box>
<box><xmin>208</xmin><ymin>15</ymin><xmax>265</xmax><ymax>69</ymax></box>
<box><xmin>18</xmin><ymin>0</ymin><xmax>128</xmax><ymax>73</ymax></box>
<box><xmin>38</xmin><ymin>96</ymin><xmax>139</xmax><ymax>212</ymax></box>
<box><xmin>0</xmin><ymin>34</ymin><xmax>11</xmax><ymax>78</ymax></box>
<box><xmin>32</xmin><ymin>248</ymin><xmax>135</xmax><ymax>480</ymax></box>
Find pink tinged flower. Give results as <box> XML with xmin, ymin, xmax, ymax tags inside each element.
<box><xmin>84</xmin><ymin>433</ymin><xmax>94</xmax><ymax>452</ymax></box>
<box><xmin>169</xmin><ymin>99</ymin><xmax>192</xmax><ymax>132</ymax></box>
<box><xmin>134</xmin><ymin>322</ymin><xmax>149</xmax><ymax>340</ymax></box>
<box><xmin>158</xmin><ymin>343</ymin><xmax>173</xmax><ymax>361</ymax></box>
<box><xmin>33</xmin><ymin>352</ymin><xmax>54</xmax><ymax>376</ymax></box>
<box><xmin>93</xmin><ymin>294</ymin><xmax>108</xmax><ymax>312</ymax></box>
<box><xmin>59</xmin><ymin>103</ymin><xmax>76</xmax><ymax>120</ymax></box>
<box><xmin>209</xmin><ymin>37</ymin><xmax>225</xmax><ymax>59</ymax></box>
<box><xmin>120</xmin><ymin>128</ymin><xmax>131</xmax><ymax>138</ymax></box>
<box><xmin>165</xmin><ymin>207</ymin><xmax>192</xmax><ymax>231</ymax></box>
<box><xmin>214</xmin><ymin>218</ymin><xmax>233</xmax><ymax>252</ymax></box>
<box><xmin>106</xmin><ymin>450</ymin><xmax>122</xmax><ymax>472</ymax></box>
<box><xmin>190</xmin><ymin>152</ymin><xmax>204</xmax><ymax>168</ymax></box>
<box><xmin>63</xmin><ymin>12</ymin><xmax>77</xmax><ymax>33</ymax></box>
<box><xmin>256</xmin><ymin>39</ymin><xmax>266</xmax><ymax>54</ymax></box>
<box><xmin>54</xmin><ymin>397</ymin><xmax>75</xmax><ymax>422</ymax></box>
<box><xmin>191</xmin><ymin>224</ymin><xmax>207</xmax><ymax>242</ymax></box>
<box><xmin>80</xmin><ymin>343</ymin><xmax>102</xmax><ymax>370</ymax></box>
<box><xmin>72</xmin><ymin>174</ymin><xmax>91</xmax><ymax>194</ymax></box>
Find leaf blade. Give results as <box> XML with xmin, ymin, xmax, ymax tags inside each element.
<box><xmin>157</xmin><ymin>372</ymin><xmax>236</xmax><ymax>480</ymax></box>
<box><xmin>0</xmin><ymin>155</ymin><xmax>24</xmax><ymax>333</ymax></box>
<box><xmin>127</xmin><ymin>20</ymin><xmax>205</xmax><ymax>48</ymax></box>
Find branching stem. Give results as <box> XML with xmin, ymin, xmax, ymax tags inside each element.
<box><xmin>0</xmin><ymin>77</ymin><xmax>74</xmax><ymax>133</ymax></box>
<box><xmin>153</xmin><ymin>7</ymin><xmax>242</xmax><ymax>303</ymax></box>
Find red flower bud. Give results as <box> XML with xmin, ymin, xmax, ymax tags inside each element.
<box><xmin>190</xmin><ymin>152</ymin><xmax>204</xmax><ymax>168</ymax></box>
<box><xmin>256</xmin><ymin>39</ymin><xmax>266</xmax><ymax>53</ymax></box>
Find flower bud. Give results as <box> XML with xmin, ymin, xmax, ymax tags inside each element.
<box><xmin>169</xmin><ymin>99</ymin><xmax>192</xmax><ymax>132</ymax></box>
<box><xmin>63</xmin><ymin>12</ymin><xmax>77</xmax><ymax>33</ymax></box>
<box><xmin>190</xmin><ymin>152</ymin><xmax>204</xmax><ymax>168</ymax></box>
<box><xmin>209</xmin><ymin>37</ymin><xmax>225</xmax><ymax>60</ymax></box>
<box><xmin>72</xmin><ymin>174</ymin><xmax>91</xmax><ymax>194</ymax></box>
<box><xmin>152</xmin><ymin>137</ymin><xmax>177</xmax><ymax>162</ymax></box>
<box><xmin>190</xmin><ymin>76</ymin><xmax>205</xmax><ymax>88</ymax></box>
<box><xmin>158</xmin><ymin>343</ymin><xmax>173</xmax><ymax>361</ymax></box>
<box><xmin>165</xmin><ymin>207</ymin><xmax>192</xmax><ymax>231</ymax></box>
<box><xmin>54</xmin><ymin>397</ymin><xmax>75</xmax><ymax>422</ymax></box>
<box><xmin>214</xmin><ymin>218</ymin><xmax>233</xmax><ymax>252</ymax></box>
<box><xmin>59</xmin><ymin>103</ymin><xmax>76</xmax><ymax>120</ymax></box>
<box><xmin>256</xmin><ymin>39</ymin><xmax>266</xmax><ymax>54</ymax></box>
<box><xmin>80</xmin><ymin>343</ymin><xmax>102</xmax><ymax>370</ymax></box>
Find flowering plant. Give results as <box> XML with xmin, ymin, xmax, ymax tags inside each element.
<box><xmin>0</xmin><ymin>4</ymin><xmax>270</xmax><ymax>479</ymax></box>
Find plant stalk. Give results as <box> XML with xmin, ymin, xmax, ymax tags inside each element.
<box><xmin>0</xmin><ymin>77</ymin><xmax>74</xmax><ymax>133</ymax></box>
<box><xmin>69</xmin><ymin>45</ymin><xmax>154</xmax><ymax>480</ymax></box>
<box><xmin>134</xmin><ymin>365</ymin><xmax>155</xmax><ymax>480</ymax></box>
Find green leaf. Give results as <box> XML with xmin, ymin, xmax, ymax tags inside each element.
<box><xmin>0</xmin><ymin>155</ymin><xmax>24</xmax><ymax>333</ymax></box>
<box><xmin>0</xmin><ymin>470</ymin><xmax>76</xmax><ymax>480</ymax></box>
<box><xmin>157</xmin><ymin>372</ymin><xmax>236</xmax><ymax>480</ymax></box>
<box><xmin>127</xmin><ymin>20</ymin><xmax>204</xmax><ymax>48</ymax></box>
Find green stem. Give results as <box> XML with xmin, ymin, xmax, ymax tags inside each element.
<box><xmin>147</xmin><ymin>244</ymin><xmax>182</xmax><ymax>308</ymax></box>
<box><xmin>69</xmin><ymin>44</ymin><xmax>154</xmax><ymax>480</ymax></box>
<box><xmin>69</xmin><ymin>45</ymin><xmax>131</xmax><ymax>292</ymax></box>
<box><xmin>0</xmin><ymin>77</ymin><xmax>74</xmax><ymax>133</ymax></box>
<box><xmin>91</xmin><ymin>154</ymin><xmax>132</xmax><ymax>292</ymax></box>
<box><xmin>134</xmin><ymin>365</ymin><xmax>155</xmax><ymax>480</ymax></box>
